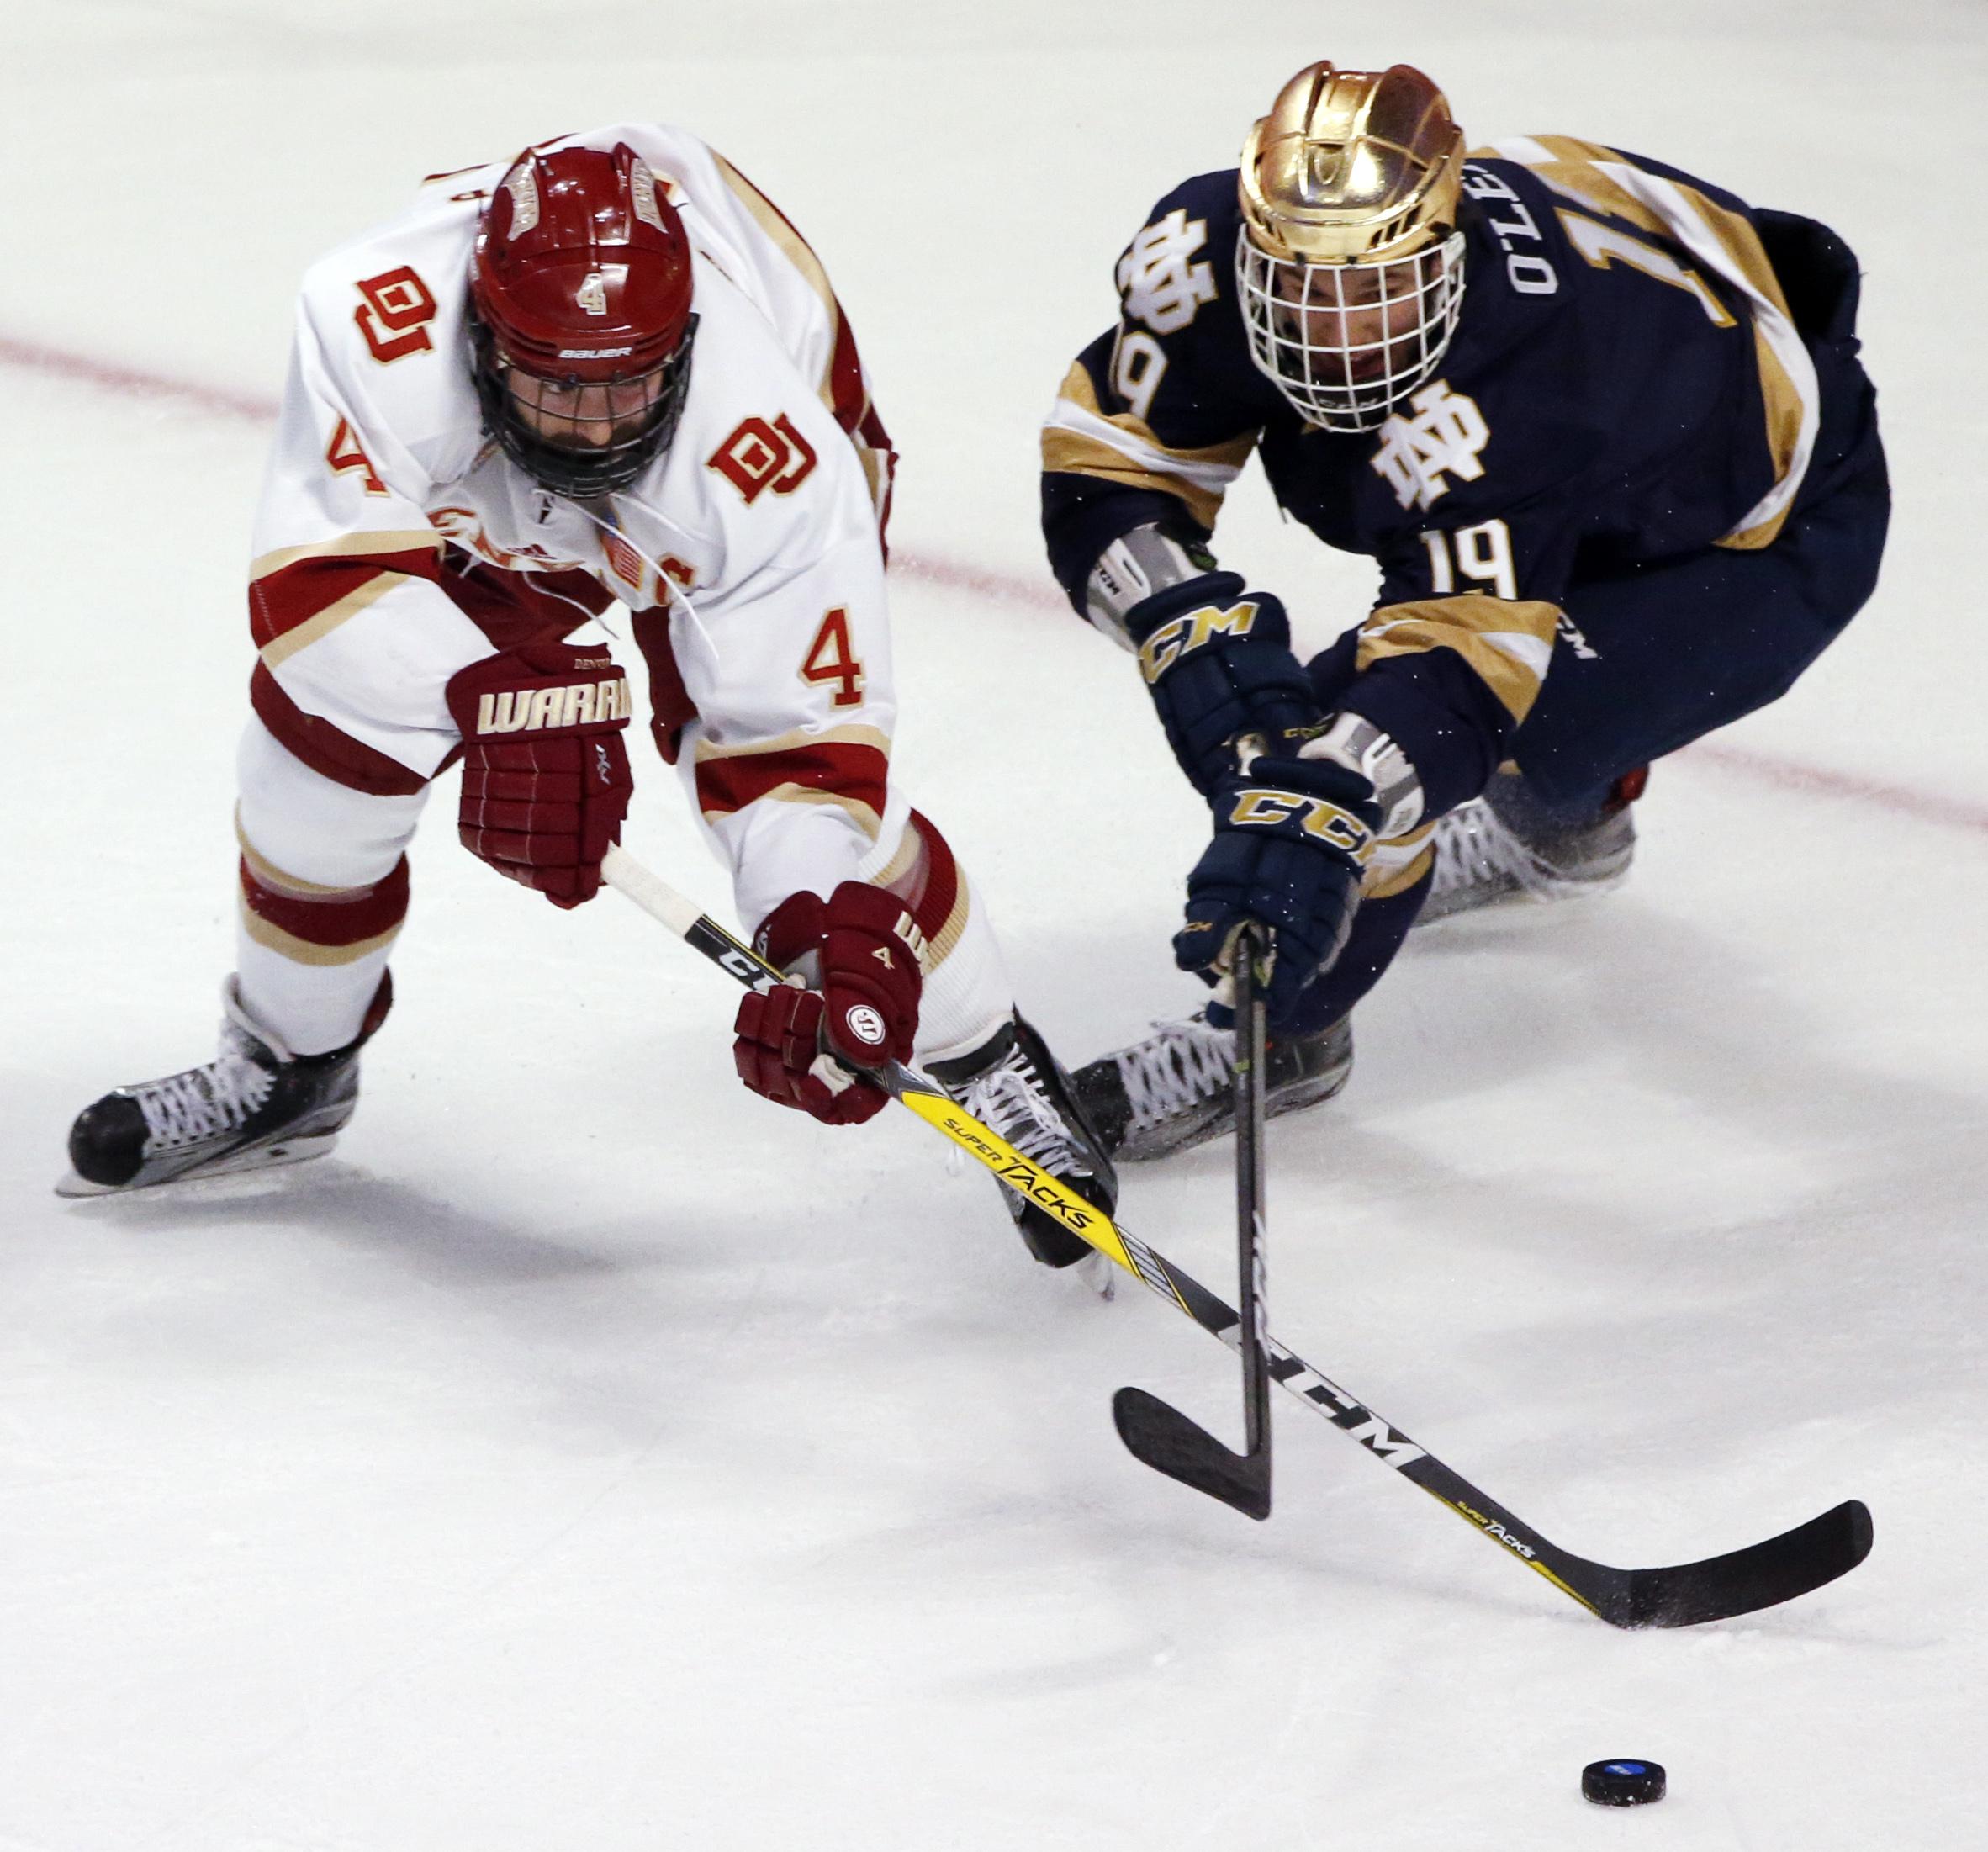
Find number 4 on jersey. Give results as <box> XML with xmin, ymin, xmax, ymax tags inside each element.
<box><xmin>325</xmin><ymin>417</ymin><xmax>386</xmax><ymax>496</ymax></box>
<box><xmin>800</xmin><ymin>607</ymin><xmax>864</xmax><ymax>708</ymax></box>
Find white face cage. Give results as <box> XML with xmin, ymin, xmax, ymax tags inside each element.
<box><xmin>1235</xmin><ymin>228</ymin><xmax>1466</xmax><ymax>434</ymax></box>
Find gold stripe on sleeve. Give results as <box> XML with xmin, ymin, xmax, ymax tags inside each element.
<box><xmin>257</xmin><ymin>571</ymin><xmax>407</xmax><ymax>672</ymax></box>
<box><xmin>858</xmin><ymin>814</ymin><xmax>970</xmax><ymax>969</ymax></box>
<box><xmin>868</xmin><ymin>820</ymin><xmax>923</xmax><ymax>891</ymax></box>
<box><xmin>1042</xmin><ymin>362</ymin><xmax>1257</xmax><ymax>529</ymax></box>
<box><xmin>250</xmin><ymin>531</ymin><xmax>442</xmax><ymax>583</ymax></box>
<box><xmin>1362</xmin><ymin>823</ymin><xmax>1436</xmax><ymax>902</ymax></box>
<box><xmin>1483</xmin><ymin>136</ymin><xmax>1815</xmax><ymax>548</ymax></box>
<box><xmin>923</xmin><ymin>880</ymin><xmax>972</xmax><ymax>971</ymax></box>
<box><xmin>708</xmin><ymin>152</ymin><xmax>835</xmax><ymax>317</ymax></box>
<box><xmin>1726</xmin><ymin>332</ymin><xmax>1808</xmax><ymax>550</ymax></box>
<box><xmin>1038</xmin><ymin>426</ymin><xmax>1226</xmax><ymax>530</ymax></box>
<box><xmin>1355</xmin><ymin>595</ymin><xmax>1561</xmax><ymax>726</ymax></box>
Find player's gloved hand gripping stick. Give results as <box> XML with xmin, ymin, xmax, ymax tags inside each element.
<box><xmin>600</xmin><ymin>844</ymin><xmax>1873</xmax><ymax>1627</ymax></box>
<box><xmin>1175</xmin><ymin>741</ymin><xmax>1381</xmax><ymax>1028</ymax></box>
<box><xmin>732</xmin><ymin>882</ymin><xmax>924</xmax><ymax>1125</ymax></box>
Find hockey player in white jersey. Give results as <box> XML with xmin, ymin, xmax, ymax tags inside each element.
<box><xmin>62</xmin><ymin>127</ymin><xmax>1115</xmax><ymax>1267</ymax></box>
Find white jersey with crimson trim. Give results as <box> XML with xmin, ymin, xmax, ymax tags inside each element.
<box><xmin>249</xmin><ymin>121</ymin><xmax>901</xmax><ymax>933</ymax></box>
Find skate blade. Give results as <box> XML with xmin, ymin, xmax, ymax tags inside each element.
<box><xmin>1420</xmin><ymin>865</ymin><xmax>1632</xmax><ymax>927</ymax></box>
<box><xmin>1073</xmin><ymin>1249</ymin><xmax>1117</xmax><ymax>1301</ymax></box>
<box><xmin>54</xmin><ymin>1132</ymin><xmax>341</xmax><ymax>1199</ymax></box>
<box><xmin>1111</xmin><ymin>1095</ymin><xmax>1238</xmax><ymax>1163</ymax></box>
<box><xmin>1115</xmin><ymin>1073</ymin><xmax>1348</xmax><ymax>1164</ymax></box>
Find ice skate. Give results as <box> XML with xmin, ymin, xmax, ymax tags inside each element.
<box><xmin>928</xmin><ymin>1013</ymin><xmax>1119</xmax><ymax>1269</ymax></box>
<box><xmin>59</xmin><ymin>979</ymin><xmax>362</xmax><ymax>1197</ymax></box>
<box><xmin>1073</xmin><ymin>1009</ymin><xmax>1353</xmax><ymax>1163</ymax></box>
<box><xmin>1421</xmin><ymin>768</ymin><xmax>1642</xmax><ymax>924</ymax></box>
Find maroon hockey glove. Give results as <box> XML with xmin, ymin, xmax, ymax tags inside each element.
<box><xmin>732</xmin><ymin>881</ymin><xmax>925</xmax><ymax>1125</ymax></box>
<box><xmin>444</xmin><ymin>642</ymin><xmax>634</xmax><ymax>908</ymax></box>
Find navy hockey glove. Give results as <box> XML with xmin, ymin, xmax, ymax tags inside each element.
<box><xmin>1174</xmin><ymin>753</ymin><xmax>1380</xmax><ymax>1028</ymax></box>
<box><xmin>1124</xmin><ymin>574</ymin><xmax>1324</xmax><ymax>796</ymax></box>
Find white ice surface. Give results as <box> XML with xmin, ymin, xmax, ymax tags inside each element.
<box><xmin>3</xmin><ymin>3</ymin><xmax>1985</xmax><ymax>1848</ymax></box>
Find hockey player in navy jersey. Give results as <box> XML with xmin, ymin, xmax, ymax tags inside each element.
<box><xmin>1043</xmin><ymin>61</ymin><xmax>1888</xmax><ymax>1159</ymax></box>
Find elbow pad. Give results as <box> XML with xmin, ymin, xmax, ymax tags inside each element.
<box><xmin>1303</xmin><ymin>711</ymin><xmax>1425</xmax><ymax>839</ymax></box>
<box><xmin>1082</xmin><ymin>521</ymin><xmax>1222</xmax><ymax>649</ymax></box>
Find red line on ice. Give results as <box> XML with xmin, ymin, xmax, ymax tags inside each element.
<box><xmin>8</xmin><ymin>331</ymin><xmax>1983</xmax><ymax>841</ymax></box>
<box><xmin>1679</xmin><ymin>742</ymin><xmax>1988</xmax><ymax>836</ymax></box>
<box><xmin>0</xmin><ymin>334</ymin><xmax>276</xmax><ymax>424</ymax></box>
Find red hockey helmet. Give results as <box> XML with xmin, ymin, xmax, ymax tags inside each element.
<box><xmin>469</xmin><ymin>141</ymin><xmax>698</xmax><ymax>496</ymax></box>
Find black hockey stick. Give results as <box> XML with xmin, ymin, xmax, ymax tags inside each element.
<box><xmin>601</xmin><ymin>847</ymin><xmax>1872</xmax><ymax>1627</ymax></box>
<box><xmin>1113</xmin><ymin>922</ymin><xmax>1272</xmax><ymax>1520</ymax></box>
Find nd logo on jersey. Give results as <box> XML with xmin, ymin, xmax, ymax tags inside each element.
<box><xmin>1371</xmin><ymin>382</ymin><xmax>1490</xmax><ymax>512</ymax></box>
<box><xmin>1117</xmin><ymin>209</ymin><xmax>1219</xmax><ymax>335</ymax></box>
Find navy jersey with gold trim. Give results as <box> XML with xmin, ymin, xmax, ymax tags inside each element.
<box><xmin>1042</xmin><ymin>135</ymin><xmax>1835</xmax><ymax>813</ymax></box>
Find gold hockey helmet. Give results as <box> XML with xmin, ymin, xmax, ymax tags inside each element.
<box><xmin>1240</xmin><ymin>62</ymin><xmax>1464</xmax><ymax>264</ymax></box>
<box><xmin>1235</xmin><ymin>63</ymin><xmax>1469</xmax><ymax>431</ymax></box>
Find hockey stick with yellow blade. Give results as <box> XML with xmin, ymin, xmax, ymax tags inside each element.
<box><xmin>601</xmin><ymin>844</ymin><xmax>1871</xmax><ymax>1627</ymax></box>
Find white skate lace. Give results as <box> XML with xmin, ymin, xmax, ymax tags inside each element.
<box><xmin>956</xmin><ymin>1042</ymin><xmax>1086</xmax><ymax>1172</ymax></box>
<box><xmin>133</xmin><ymin>1028</ymin><xmax>276</xmax><ymax>1150</ymax></box>
<box><xmin>1116</xmin><ymin>1015</ymin><xmax>1235</xmax><ymax>1129</ymax></box>
<box><xmin>1430</xmin><ymin>798</ymin><xmax>1568</xmax><ymax>902</ymax></box>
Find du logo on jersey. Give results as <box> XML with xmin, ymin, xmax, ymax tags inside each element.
<box><xmin>1371</xmin><ymin>382</ymin><xmax>1491</xmax><ymax>512</ymax></box>
<box><xmin>1117</xmin><ymin>209</ymin><xmax>1219</xmax><ymax>335</ymax></box>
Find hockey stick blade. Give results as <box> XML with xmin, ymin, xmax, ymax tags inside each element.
<box><xmin>1113</xmin><ymin>1386</ymin><xmax>1271</xmax><ymax>1521</ymax></box>
<box><xmin>600</xmin><ymin>848</ymin><xmax>1872</xmax><ymax>1627</ymax></box>
<box><xmin>1148</xmin><ymin>1261</ymin><xmax>1873</xmax><ymax>1627</ymax></box>
<box><xmin>1589</xmin><ymin>1497</ymin><xmax>1874</xmax><ymax>1630</ymax></box>
<box><xmin>1113</xmin><ymin>924</ymin><xmax>1274</xmax><ymax>1523</ymax></box>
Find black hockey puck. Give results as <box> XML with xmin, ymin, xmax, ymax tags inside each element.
<box><xmin>1582</xmin><ymin>1759</ymin><xmax>1666</xmax><ymax>1806</ymax></box>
